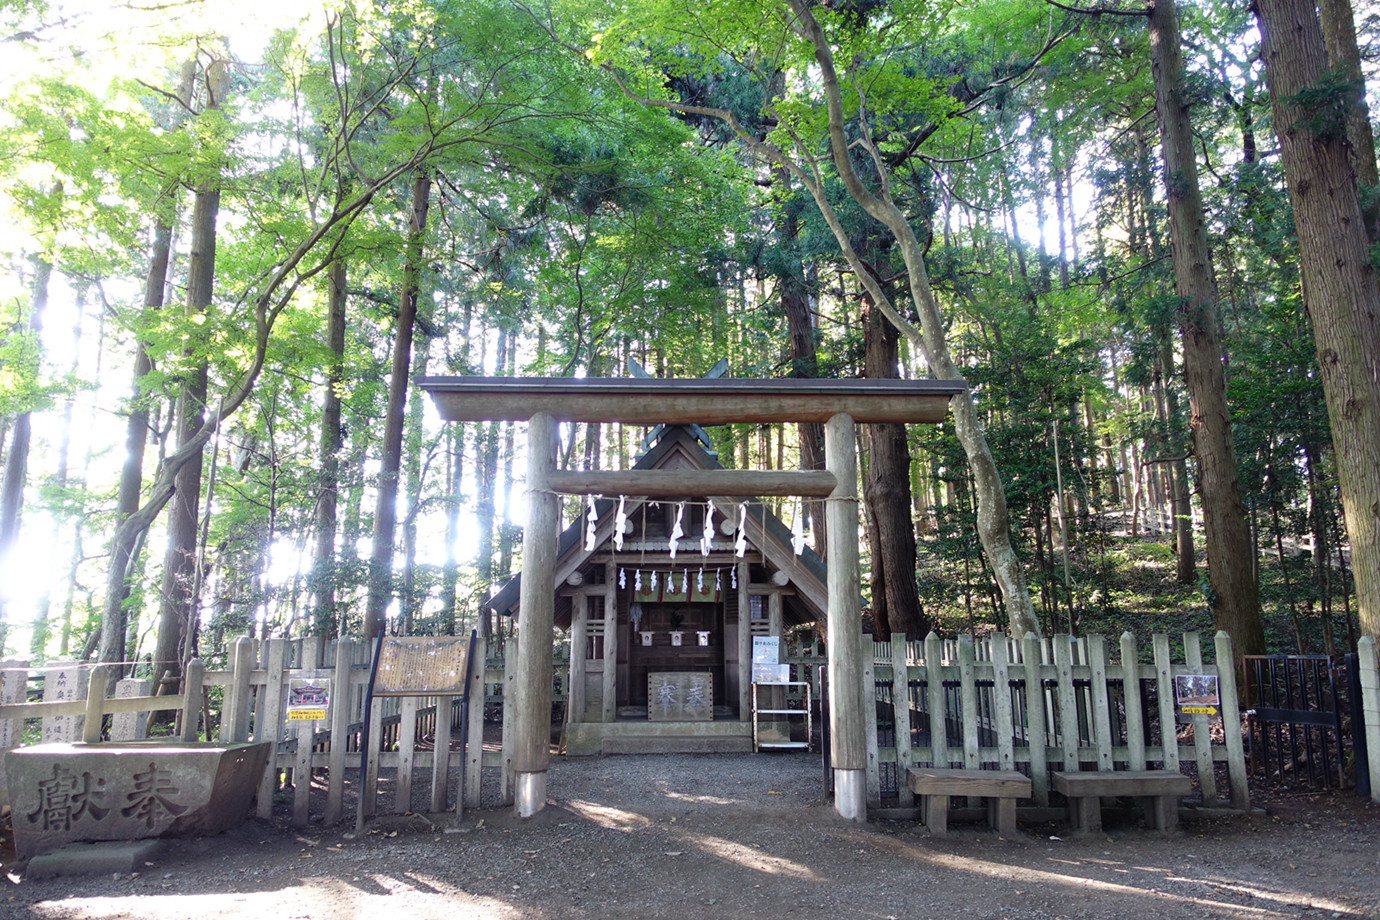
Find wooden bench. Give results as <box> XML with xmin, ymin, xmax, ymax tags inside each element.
<box><xmin>906</xmin><ymin>768</ymin><xmax>1032</xmax><ymax>836</ymax></box>
<box><xmin>1052</xmin><ymin>770</ymin><xmax>1192</xmax><ymax>834</ymax></box>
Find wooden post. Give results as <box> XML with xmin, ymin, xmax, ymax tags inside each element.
<box><xmin>1021</xmin><ymin>632</ymin><xmax>1049</xmax><ymax>804</ymax></box>
<box><xmin>601</xmin><ymin>563</ymin><xmax>618</xmax><ymax>723</ymax></box>
<box><xmin>83</xmin><ymin>665</ymin><xmax>110</xmax><ymax>744</ymax></box>
<box><xmin>181</xmin><ymin>658</ymin><xmax>204</xmax><ymax>743</ymax></box>
<box><xmin>463</xmin><ymin>633</ymin><xmax>488</xmax><ymax>812</ymax></box>
<box><xmin>223</xmin><ymin>636</ymin><xmax>253</xmax><ymax>743</ymax></box>
<box><xmin>890</xmin><ymin>638</ymin><xmax>914</xmax><ymax>807</ymax></box>
<box><xmin>512</xmin><ymin>412</ymin><xmax>558</xmax><ymax>817</ymax></box>
<box><xmin>737</xmin><ymin>559</ymin><xmax>751</xmax><ymax>720</ymax></box>
<box><xmin>1152</xmin><ymin>633</ymin><xmax>1180</xmax><ymax>771</ymax></box>
<box><xmin>1213</xmin><ymin>631</ymin><xmax>1250</xmax><ymax>810</ymax></box>
<box><xmin>925</xmin><ymin>632</ymin><xmax>949</xmax><ymax>769</ymax></box>
<box><xmin>1358</xmin><ymin>636</ymin><xmax>1380</xmax><ymax>803</ymax></box>
<box><xmin>958</xmin><ymin>635</ymin><xmax>980</xmax><ymax>770</ymax></box>
<box><xmin>292</xmin><ymin>717</ymin><xmax>314</xmax><ymax>827</ymax></box>
<box><xmin>325</xmin><ymin>638</ymin><xmax>354</xmax><ymax>825</ymax></box>
<box><xmin>1088</xmin><ymin>635</ymin><xmax>1115</xmax><ymax>772</ymax></box>
<box><xmin>431</xmin><ymin>694</ymin><xmax>454</xmax><ymax>814</ymax></box>
<box><xmin>825</xmin><ymin>412</ymin><xmax>866</xmax><ymax>820</ymax></box>
<box><xmin>257</xmin><ymin>639</ymin><xmax>287</xmax><ymax>820</ymax></box>
<box><xmin>990</xmin><ymin>636</ymin><xmax>1016</xmax><ymax>773</ymax></box>
<box><xmin>863</xmin><ymin>644</ymin><xmax>880</xmax><ymax>807</ymax></box>
<box><xmin>500</xmin><ymin>636</ymin><xmax>516</xmax><ymax>804</ymax></box>
<box><xmin>1052</xmin><ymin>635</ymin><xmax>1080</xmax><ymax>771</ymax></box>
<box><xmin>1121</xmin><ymin>633</ymin><xmax>1147</xmax><ymax>771</ymax></box>
<box><xmin>1184</xmin><ymin>631</ymin><xmax>1217</xmax><ymax>801</ymax></box>
<box><xmin>396</xmin><ymin>695</ymin><xmax>419</xmax><ymax>813</ymax></box>
<box><xmin>570</xmin><ymin>596</ymin><xmax>588</xmax><ymax>723</ymax></box>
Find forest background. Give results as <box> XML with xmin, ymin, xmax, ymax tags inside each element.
<box><xmin>1</xmin><ymin>0</ymin><xmax>1378</xmax><ymax>697</ymax></box>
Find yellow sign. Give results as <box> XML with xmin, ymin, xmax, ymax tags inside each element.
<box><xmin>287</xmin><ymin>708</ymin><xmax>326</xmax><ymax>722</ymax></box>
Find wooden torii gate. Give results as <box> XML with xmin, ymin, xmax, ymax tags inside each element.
<box><xmin>420</xmin><ymin>376</ymin><xmax>964</xmax><ymax>820</ymax></box>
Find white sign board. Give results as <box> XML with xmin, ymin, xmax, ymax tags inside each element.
<box><xmin>752</xmin><ymin>636</ymin><xmax>781</xmax><ymax>665</ymax></box>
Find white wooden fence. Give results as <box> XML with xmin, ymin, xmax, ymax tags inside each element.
<box><xmin>860</xmin><ymin>630</ymin><xmax>1251</xmax><ymax>811</ymax></box>
<box><xmin>2</xmin><ymin>629</ymin><xmax>1273</xmax><ymax>822</ymax></box>
<box><xmin>0</xmin><ymin>635</ymin><xmax>519</xmax><ymax>827</ymax></box>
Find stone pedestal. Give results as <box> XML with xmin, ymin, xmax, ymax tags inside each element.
<box><xmin>5</xmin><ymin>741</ymin><xmax>271</xmax><ymax>859</ymax></box>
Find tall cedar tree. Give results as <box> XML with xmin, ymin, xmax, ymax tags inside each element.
<box><xmin>1255</xmin><ymin>0</ymin><xmax>1380</xmax><ymax>640</ymax></box>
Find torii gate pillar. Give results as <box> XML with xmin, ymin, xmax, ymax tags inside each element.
<box><xmin>512</xmin><ymin>411</ymin><xmax>558</xmax><ymax>817</ymax></box>
<box><xmin>825</xmin><ymin>413</ymin><xmax>867</xmax><ymax>820</ymax></box>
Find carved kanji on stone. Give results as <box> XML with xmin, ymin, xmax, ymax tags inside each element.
<box><xmin>26</xmin><ymin>763</ymin><xmax>108</xmax><ymax>831</ymax></box>
<box><xmin>121</xmin><ymin>763</ymin><xmax>188</xmax><ymax>828</ymax></box>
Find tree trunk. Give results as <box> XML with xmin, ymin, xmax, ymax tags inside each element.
<box><xmin>861</xmin><ymin>291</ymin><xmax>926</xmax><ymax>639</ymax></box>
<box><xmin>311</xmin><ymin>259</ymin><xmax>347</xmax><ymax>639</ymax></box>
<box><xmin>364</xmin><ymin>171</ymin><xmax>432</xmax><ymax>638</ymax></box>
<box><xmin>783</xmin><ymin>271</ymin><xmax>827</xmax><ymax>554</ymax></box>
<box><xmin>98</xmin><ymin>61</ymin><xmax>195</xmax><ymax>666</ymax></box>
<box><xmin>1151</xmin><ymin>0</ymin><xmax>1265</xmax><ymax>657</ymax></box>
<box><xmin>1318</xmin><ymin>0</ymin><xmax>1380</xmax><ymax>240</ymax></box>
<box><xmin>786</xmin><ymin>0</ymin><xmax>1040</xmax><ymax>637</ymax></box>
<box><xmin>1154</xmin><ymin>330</ymin><xmax>1196</xmax><ymax>583</ymax></box>
<box><xmin>0</xmin><ymin>254</ymin><xmax>52</xmax><ymax>648</ymax></box>
<box><xmin>1256</xmin><ymin>0</ymin><xmax>1380</xmax><ymax>641</ymax></box>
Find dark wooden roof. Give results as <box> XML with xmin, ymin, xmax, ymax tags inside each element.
<box><xmin>483</xmin><ymin>426</ymin><xmax>828</xmax><ymax>627</ymax></box>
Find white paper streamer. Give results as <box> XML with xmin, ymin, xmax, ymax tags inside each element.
<box><xmin>635</xmin><ymin>569</ymin><xmax>642</xmax><ymax>592</ymax></box>
<box><xmin>731</xmin><ymin>565</ymin><xmax>737</xmax><ymax>589</ymax></box>
<box><xmin>735</xmin><ymin>503</ymin><xmax>748</xmax><ymax>557</ymax></box>
<box><xmin>619</xmin><ymin>567</ymin><xmax>626</xmax><ymax>589</ymax></box>
<box><xmin>791</xmin><ymin>498</ymin><xmax>806</xmax><ymax>556</ymax></box>
<box><xmin>697</xmin><ymin>568</ymin><xmax>705</xmax><ymax>594</ymax></box>
<box><xmin>700</xmin><ymin>500</ymin><xmax>715</xmax><ymax>555</ymax></box>
<box><xmin>650</xmin><ymin>570</ymin><xmax>658</xmax><ymax>591</ymax></box>
<box><xmin>715</xmin><ymin>568</ymin><xmax>722</xmax><ymax>594</ymax></box>
<box><xmin>614</xmin><ymin>496</ymin><xmax>627</xmax><ymax>551</ymax></box>
<box><xmin>682</xmin><ymin>570</ymin><xmax>689</xmax><ymax>594</ymax></box>
<box><xmin>584</xmin><ymin>495</ymin><xmax>598</xmax><ymax>551</ymax></box>
<box><xmin>669</xmin><ymin>502</ymin><xmax>685</xmax><ymax>559</ymax></box>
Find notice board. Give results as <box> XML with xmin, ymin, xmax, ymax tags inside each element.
<box><xmin>373</xmin><ymin>636</ymin><xmax>473</xmax><ymax>697</ymax></box>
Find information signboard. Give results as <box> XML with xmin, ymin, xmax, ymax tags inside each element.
<box><xmin>374</xmin><ymin>636</ymin><xmax>473</xmax><ymax>697</ymax></box>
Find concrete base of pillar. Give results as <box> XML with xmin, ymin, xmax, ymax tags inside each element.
<box><xmin>834</xmin><ymin>768</ymin><xmax>867</xmax><ymax>821</ymax></box>
<box><xmin>514</xmin><ymin>771</ymin><xmax>547</xmax><ymax>818</ymax></box>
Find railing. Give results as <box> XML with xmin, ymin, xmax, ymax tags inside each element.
<box><xmin>862</xmin><ymin>630</ymin><xmax>1251</xmax><ymax>811</ymax></box>
<box><xmin>0</xmin><ymin>635</ymin><xmax>497</xmax><ymax>827</ymax></box>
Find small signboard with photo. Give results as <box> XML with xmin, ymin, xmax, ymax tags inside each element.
<box><xmin>287</xmin><ymin>678</ymin><xmax>330</xmax><ymax>721</ymax></box>
<box><xmin>752</xmin><ymin>662</ymin><xmax>791</xmax><ymax>684</ymax></box>
<box><xmin>1174</xmin><ymin>673</ymin><xmax>1221</xmax><ymax>721</ymax></box>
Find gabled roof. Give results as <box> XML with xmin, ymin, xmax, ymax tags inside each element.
<box><xmin>484</xmin><ymin>425</ymin><xmax>828</xmax><ymax>623</ymax></box>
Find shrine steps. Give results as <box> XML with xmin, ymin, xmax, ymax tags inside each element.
<box><xmin>565</xmin><ymin>720</ymin><xmax>754</xmax><ymax>756</ymax></box>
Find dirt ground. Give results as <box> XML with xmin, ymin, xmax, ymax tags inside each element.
<box><xmin>3</xmin><ymin>752</ymin><xmax>1378</xmax><ymax>920</ymax></box>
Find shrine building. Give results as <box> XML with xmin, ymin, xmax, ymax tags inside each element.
<box><xmin>482</xmin><ymin>422</ymin><xmax>827</xmax><ymax>755</ymax></box>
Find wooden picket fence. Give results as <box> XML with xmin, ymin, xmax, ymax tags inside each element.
<box><xmin>861</xmin><ymin>630</ymin><xmax>1251</xmax><ymax>811</ymax></box>
<box><xmin>0</xmin><ymin>634</ymin><xmax>531</xmax><ymax>827</ymax></box>
<box><xmin>1</xmin><ymin>628</ymin><xmax>1271</xmax><ymax>822</ymax></box>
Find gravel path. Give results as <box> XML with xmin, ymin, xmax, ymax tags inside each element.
<box><xmin>6</xmin><ymin>752</ymin><xmax>1379</xmax><ymax>920</ymax></box>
